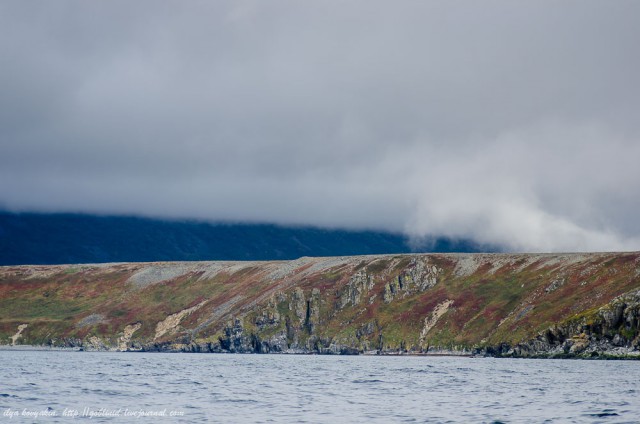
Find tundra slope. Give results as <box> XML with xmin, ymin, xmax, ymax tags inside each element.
<box><xmin>1</xmin><ymin>253</ymin><xmax>639</xmax><ymax>358</ymax></box>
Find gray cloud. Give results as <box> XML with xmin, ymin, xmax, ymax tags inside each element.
<box><xmin>1</xmin><ymin>1</ymin><xmax>639</xmax><ymax>252</ymax></box>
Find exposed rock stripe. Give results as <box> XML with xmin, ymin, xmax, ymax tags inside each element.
<box><xmin>420</xmin><ymin>300</ymin><xmax>454</xmax><ymax>345</ymax></box>
<box><xmin>155</xmin><ymin>301</ymin><xmax>207</xmax><ymax>340</ymax></box>
<box><xmin>10</xmin><ymin>324</ymin><xmax>28</xmax><ymax>346</ymax></box>
<box><xmin>118</xmin><ymin>323</ymin><xmax>142</xmax><ymax>351</ymax></box>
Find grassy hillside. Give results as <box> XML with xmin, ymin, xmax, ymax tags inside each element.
<box><xmin>1</xmin><ymin>252</ymin><xmax>639</xmax><ymax>358</ymax></box>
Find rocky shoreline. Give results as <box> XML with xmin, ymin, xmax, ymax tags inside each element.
<box><xmin>3</xmin><ymin>342</ymin><xmax>638</xmax><ymax>359</ymax></box>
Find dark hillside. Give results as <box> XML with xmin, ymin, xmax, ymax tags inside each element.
<box><xmin>0</xmin><ymin>212</ymin><xmax>487</xmax><ymax>265</ymax></box>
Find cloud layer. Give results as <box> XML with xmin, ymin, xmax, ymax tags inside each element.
<box><xmin>1</xmin><ymin>1</ymin><xmax>639</xmax><ymax>252</ymax></box>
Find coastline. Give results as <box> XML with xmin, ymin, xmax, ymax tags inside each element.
<box><xmin>3</xmin><ymin>344</ymin><xmax>639</xmax><ymax>360</ymax></box>
<box><xmin>2</xmin><ymin>253</ymin><xmax>639</xmax><ymax>361</ymax></box>
<box><xmin>0</xmin><ymin>344</ymin><xmax>81</xmax><ymax>352</ymax></box>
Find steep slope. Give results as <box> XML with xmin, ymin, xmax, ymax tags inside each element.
<box><xmin>1</xmin><ymin>252</ymin><xmax>639</xmax><ymax>358</ymax></box>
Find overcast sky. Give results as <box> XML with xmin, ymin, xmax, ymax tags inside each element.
<box><xmin>1</xmin><ymin>1</ymin><xmax>639</xmax><ymax>252</ymax></box>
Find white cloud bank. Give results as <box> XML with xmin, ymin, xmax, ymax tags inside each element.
<box><xmin>1</xmin><ymin>1</ymin><xmax>639</xmax><ymax>252</ymax></box>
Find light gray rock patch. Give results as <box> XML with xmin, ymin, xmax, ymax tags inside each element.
<box><xmin>453</xmin><ymin>255</ymin><xmax>480</xmax><ymax>277</ymax></box>
<box><xmin>76</xmin><ymin>314</ymin><xmax>108</xmax><ymax>328</ymax></box>
<box><xmin>127</xmin><ymin>263</ymin><xmax>195</xmax><ymax>289</ymax></box>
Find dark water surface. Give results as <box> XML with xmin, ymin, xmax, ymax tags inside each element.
<box><xmin>1</xmin><ymin>350</ymin><xmax>638</xmax><ymax>423</ymax></box>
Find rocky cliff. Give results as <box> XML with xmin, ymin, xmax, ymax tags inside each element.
<box><xmin>1</xmin><ymin>253</ymin><xmax>639</xmax><ymax>358</ymax></box>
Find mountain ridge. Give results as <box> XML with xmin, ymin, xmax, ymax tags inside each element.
<box><xmin>0</xmin><ymin>211</ymin><xmax>488</xmax><ymax>265</ymax></box>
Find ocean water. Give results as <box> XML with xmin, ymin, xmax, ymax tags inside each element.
<box><xmin>0</xmin><ymin>351</ymin><xmax>638</xmax><ymax>423</ymax></box>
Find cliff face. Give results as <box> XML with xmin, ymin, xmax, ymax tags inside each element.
<box><xmin>1</xmin><ymin>253</ymin><xmax>639</xmax><ymax>358</ymax></box>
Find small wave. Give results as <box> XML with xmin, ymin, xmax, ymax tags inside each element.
<box><xmin>352</xmin><ymin>379</ymin><xmax>384</xmax><ymax>384</ymax></box>
<box><xmin>391</xmin><ymin>366</ymin><xmax>434</xmax><ymax>373</ymax></box>
<box><xmin>586</xmin><ymin>409</ymin><xmax>620</xmax><ymax>418</ymax></box>
<box><xmin>225</xmin><ymin>399</ymin><xmax>259</xmax><ymax>404</ymax></box>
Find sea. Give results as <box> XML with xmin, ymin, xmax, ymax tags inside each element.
<box><xmin>0</xmin><ymin>350</ymin><xmax>638</xmax><ymax>423</ymax></box>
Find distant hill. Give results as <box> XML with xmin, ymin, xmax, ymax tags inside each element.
<box><xmin>0</xmin><ymin>212</ymin><xmax>488</xmax><ymax>265</ymax></box>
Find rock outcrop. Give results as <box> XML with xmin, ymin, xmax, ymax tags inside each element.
<box><xmin>479</xmin><ymin>289</ymin><xmax>640</xmax><ymax>358</ymax></box>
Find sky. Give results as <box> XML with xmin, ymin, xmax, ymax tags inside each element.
<box><xmin>1</xmin><ymin>1</ymin><xmax>639</xmax><ymax>252</ymax></box>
